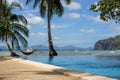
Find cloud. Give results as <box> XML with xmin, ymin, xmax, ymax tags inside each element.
<box><xmin>25</xmin><ymin>13</ymin><xmax>45</xmax><ymax>25</ymax></box>
<box><xmin>27</xmin><ymin>25</ymin><xmax>32</xmax><ymax>29</ymax></box>
<box><xmin>67</xmin><ymin>13</ymin><xmax>80</xmax><ymax>19</ymax></box>
<box><xmin>53</xmin><ymin>36</ymin><xmax>61</xmax><ymax>40</ymax></box>
<box><xmin>67</xmin><ymin>40</ymin><xmax>80</xmax><ymax>44</ymax></box>
<box><xmin>80</xmin><ymin>29</ymin><xmax>95</xmax><ymax>33</ymax></box>
<box><xmin>82</xmin><ymin>14</ymin><xmax>104</xmax><ymax>23</ymax></box>
<box><xmin>30</xmin><ymin>32</ymin><xmax>47</xmax><ymax>38</ymax></box>
<box><xmin>51</xmin><ymin>24</ymin><xmax>71</xmax><ymax>29</ymax></box>
<box><xmin>17</xmin><ymin>10</ymin><xmax>38</xmax><ymax>14</ymax></box>
<box><xmin>7</xmin><ymin>0</ymin><xmax>24</xmax><ymax>8</ymax></box>
<box><xmin>63</xmin><ymin>1</ymin><xmax>81</xmax><ymax>10</ymax></box>
<box><xmin>30</xmin><ymin>33</ymin><xmax>35</xmax><ymax>36</ymax></box>
<box><xmin>38</xmin><ymin>32</ymin><xmax>47</xmax><ymax>37</ymax></box>
<box><xmin>100</xmin><ymin>33</ymin><xmax>120</xmax><ymax>38</ymax></box>
<box><xmin>108</xmin><ymin>22</ymin><xmax>120</xmax><ymax>32</ymax></box>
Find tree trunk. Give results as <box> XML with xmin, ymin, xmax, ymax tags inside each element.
<box><xmin>47</xmin><ymin>0</ymin><xmax>57</xmax><ymax>57</ymax></box>
<box><xmin>0</xmin><ymin>0</ymin><xmax>2</xmax><ymax>18</ymax></box>
<box><xmin>6</xmin><ymin>40</ymin><xmax>19</xmax><ymax>57</ymax></box>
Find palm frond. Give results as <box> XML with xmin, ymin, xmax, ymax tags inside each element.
<box><xmin>53</xmin><ymin>0</ymin><xmax>64</xmax><ymax>17</ymax></box>
<box><xmin>11</xmin><ymin>2</ymin><xmax>22</xmax><ymax>9</ymax></box>
<box><xmin>18</xmin><ymin>15</ymin><xmax>28</xmax><ymax>25</ymax></box>
<box><xmin>11</xmin><ymin>23</ymin><xmax>29</xmax><ymax>37</ymax></box>
<box><xmin>40</xmin><ymin>0</ymin><xmax>47</xmax><ymax>18</ymax></box>
<box><xmin>10</xmin><ymin>14</ymin><xmax>19</xmax><ymax>23</ymax></box>
<box><xmin>64</xmin><ymin>0</ymin><xmax>71</xmax><ymax>5</ymax></box>
<box><xmin>33</xmin><ymin>0</ymin><xmax>40</xmax><ymax>9</ymax></box>
<box><xmin>26</xmin><ymin>0</ymin><xmax>33</xmax><ymax>5</ymax></box>
<box><xmin>0</xmin><ymin>26</ymin><xmax>6</xmax><ymax>42</ymax></box>
<box><xmin>10</xmin><ymin>32</ymin><xmax>20</xmax><ymax>50</ymax></box>
<box><xmin>14</xmin><ymin>31</ymin><xmax>28</xmax><ymax>48</ymax></box>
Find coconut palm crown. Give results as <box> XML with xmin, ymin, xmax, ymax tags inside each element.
<box><xmin>0</xmin><ymin>1</ymin><xmax>29</xmax><ymax>56</ymax></box>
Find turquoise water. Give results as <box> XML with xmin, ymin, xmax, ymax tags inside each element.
<box><xmin>26</xmin><ymin>55</ymin><xmax>120</xmax><ymax>79</ymax></box>
<box><xmin>1</xmin><ymin>51</ymin><xmax>120</xmax><ymax>79</ymax></box>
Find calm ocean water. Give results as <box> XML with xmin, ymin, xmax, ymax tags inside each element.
<box><xmin>0</xmin><ymin>50</ymin><xmax>120</xmax><ymax>79</ymax></box>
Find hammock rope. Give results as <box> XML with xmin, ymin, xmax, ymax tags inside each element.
<box><xmin>20</xmin><ymin>40</ymin><xmax>48</xmax><ymax>55</ymax></box>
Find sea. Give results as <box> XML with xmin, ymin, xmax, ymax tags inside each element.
<box><xmin>0</xmin><ymin>50</ymin><xmax>120</xmax><ymax>79</ymax></box>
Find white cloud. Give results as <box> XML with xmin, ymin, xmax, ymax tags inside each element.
<box><xmin>80</xmin><ymin>29</ymin><xmax>95</xmax><ymax>33</ymax></box>
<box><xmin>67</xmin><ymin>40</ymin><xmax>80</xmax><ymax>44</ymax></box>
<box><xmin>18</xmin><ymin>10</ymin><xmax>38</xmax><ymax>14</ymax></box>
<box><xmin>54</xmin><ymin>36</ymin><xmax>61</xmax><ymax>40</ymax></box>
<box><xmin>27</xmin><ymin>25</ymin><xmax>32</xmax><ymax>29</ymax></box>
<box><xmin>30</xmin><ymin>32</ymin><xmax>47</xmax><ymax>38</ymax></box>
<box><xmin>109</xmin><ymin>22</ymin><xmax>120</xmax><ymax>32</ymax></box>
<box><xmin>82</xmin><ymin>14</ymin><xmax>104</xmax><ymax>23</ymax></box>
<box><xmin>25</xmin><ymin>14</ymin><xmax>45</xmax><ymax>25</ymax></box>
<box><xmin>67</xmin><ymin>13</ymin><xmax>80</xmax><ymax>19</ymax></box>
<box><xmin>63</xmin><ymin>1</ymin><xmax>81</xmax><ymax>10</ymax></box>
<box><xmin>100</xmin><ymin>32</ymin><xmax>120</xmax><ymax>38</ymax></box>
<box><xmin>51</xmin><ymin>24</ymin><xmax>56</xmax><ymax>29</ymax></box>
<box><xmin>30</xmin><ymin>33</ymin><xmax>35</xmax><ymax>36</ymax></box>
<box><xmin>51</xmin><ymin>24</ymin><xmax>71</xmax><ymax>29</ymax></box>
<box><xmin>38</xmin><ymin>32</ymin><xmax>47</xmax><ymax>37</ymax></box>
<box><xmin>7</xmin><ymin>0</ymin><xmax>24</xmax><ymax>8</ymax></box>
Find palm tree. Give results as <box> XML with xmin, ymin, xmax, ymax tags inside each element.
<box><xmin>0</xmin><ymin>0</ymin><xmax>2</xmax><ymax>18</ymax></box>
<box><xmin>0</xmin><ymin>1</ymin><xmax>29</xmax><ymax>56</ymax></box>
<box><xmin>26</xmin><ymin>0</ymin><xmax>71</xmax><ymax>56</ymax></box>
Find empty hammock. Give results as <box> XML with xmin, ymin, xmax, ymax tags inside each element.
<box><xmin>20</xmin><ymin>50</ymin><xmax>36</xmax><ymax>55</ymax></box>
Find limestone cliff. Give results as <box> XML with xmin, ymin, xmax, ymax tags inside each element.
<box><xmin>94</xmin><ymin>35</ymin><xmax>120</xmax><ymax>50</ymax></box>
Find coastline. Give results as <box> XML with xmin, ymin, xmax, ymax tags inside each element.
<box><xmin>0</xmin><ymin>57</ymin><xmax>117</xmax><ymax>80</ymax></box>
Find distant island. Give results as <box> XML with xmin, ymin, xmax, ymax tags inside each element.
<box><xmin>94</xmin><ymin>35</ymin><xmax>120</xmax><ymax>50</ymax></box>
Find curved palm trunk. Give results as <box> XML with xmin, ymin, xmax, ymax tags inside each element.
<box><xmin>6</xmin><ymin>39</ymin><xmax>19</xmax><ymax>57</ymax></box>
<box><xmin>47</xmin><ymin>1</ymin><xmax>57</xmax><ymax>56</ymax></box>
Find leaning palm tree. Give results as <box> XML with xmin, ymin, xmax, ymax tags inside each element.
<box><xmin>0</xmin><ymin>1</ymin><xmax>29</xmax><ymax>56</ymax></box>
<box><xmin>26</xmin><ymin>0</ymin><xmax>71</xmax><ymax>56</ymax></box>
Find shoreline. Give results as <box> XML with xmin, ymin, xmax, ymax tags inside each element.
<box><xmin>0</xmin><ymin>57</ymin><xmax>117</xmax><ymax>80</ymax></box>
<box><xmin>0</xmin><ymin>50</ymin><xmax>120</xmax><ymax>57</ymax></box>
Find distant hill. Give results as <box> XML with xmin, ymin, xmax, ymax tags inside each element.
<box><xmin>30</xmin><ymin>44</ymin><xmax>48</xmax><ymax>50</ymax></box>
<box><xmin>0</xmin><ymin>45</ymin><xmax>93</xmax><ymax>51</ymax></box>
<box><xmin>30</xmin><ymin>45</ymin><xmax>93</xmax><ymax>51</ymax></box>
<box><xmin>94</xmin><ymin>35</ymin><xmax>120</xmax><ymax>50</ymax></box>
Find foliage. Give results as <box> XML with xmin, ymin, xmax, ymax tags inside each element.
<box><xmin>26</xmin><ymin>0</ymin><xmax>71</xmax><ymax>18</ymax></box>
<box><xmin>90</xmin><ymin>0</ymin><xmax>120</xmax><ymax>23</ymax></box>
<box><xmin>0</xmin><ymin>1</ymin><xmax>29</xmax><ymax>50</ymax></box>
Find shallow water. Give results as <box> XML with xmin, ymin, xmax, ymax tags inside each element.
<box><xmin>26</xmin><ymin>55</ymin><xmax>120</xmax><ymax>79</ymax></box>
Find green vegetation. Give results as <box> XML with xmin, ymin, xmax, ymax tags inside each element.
<box><xmin>26</xmin><ymin>0</ymin><xmax>71</xmax><ymax>56</ymax></box>
<box><xmin>94</xmin><ymin>35</ymin><xmax>120</xmax><ymax>50</ymax></box>
<box><xmin>0</xmin><ymin>1</ymin><xmax>29</xmax><ymax>56</ymax></box>
<box><xmin>90</xmin><ymin>0</ymin><xmax>120</xmax><ymax>23</ymax></box>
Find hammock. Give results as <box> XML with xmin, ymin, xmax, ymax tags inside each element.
<box><xmin>20</xmin><ymin>49</ymin><xmax>36</xmax><ymax>55</ymax></box>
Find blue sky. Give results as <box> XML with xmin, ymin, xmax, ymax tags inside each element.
<box><xmin>4</xmin><ymin>0</ymin><xmax>120</xmax><ymax>48</ymax></box>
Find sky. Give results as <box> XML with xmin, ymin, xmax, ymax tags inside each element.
<box><xmin>3</xmin><ymin>0</ymin><xmax>120</xmax><ymax>48</ymax></box>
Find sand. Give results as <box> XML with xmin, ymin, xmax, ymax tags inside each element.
<box><xmin>0</xmin><ymin>57</ymin><xmax>82</xmax><ymax>80</ymax></box>
<box><xmin>0</xmin><ymin>57</ymin><xmax>117</xmax><ymax>80</ymax></box>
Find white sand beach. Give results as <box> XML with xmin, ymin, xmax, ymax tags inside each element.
<box><xmin>0</xmin><ymin>57</ymin><xmax>82</xmax><ymax>80</ymax></box>
<box><xmin>0</xmin><ymin>57</ymin><xmax>117</xmax><ymax>80</ymax></box>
